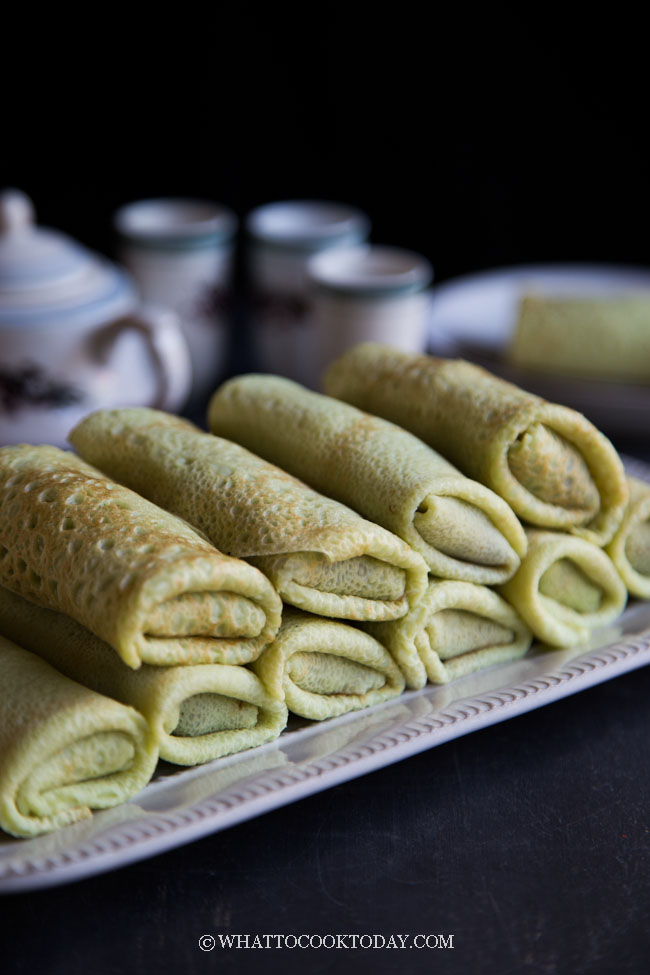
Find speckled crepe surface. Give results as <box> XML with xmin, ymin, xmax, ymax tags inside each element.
<box><xmin>498</xmin><ymin>529</ymin><xmax>627</xmax><ymax>647</ymax></box>
<box><xmin>0</xmin><ymin>587</ymin><xmax>287</xmax><ymax>767</ymax></box>
<box><xmin>207</xmin><ymin>375</ymin><xmax>526</xmax><ymax>585</ymax></box>
<box><xmin>70</xmin><ymin>409</ymin><xmax>428</xmax><ymax>622</ymax></box>
<box><xmin>0</xmin><ymin>634</ymin><xmax>155</xmax><ymax>838</ymax></box>
<box><xmin>365</xmin><ymin>580</ymin><xmax>533</xmax><ymax>690</ymax></box>
<box><xmin>252</xmin><ymin>609</ymin><xmax>405</xmax><ymax>720</ymax></box>
<box><xmin>0</xmin><ymin>445</ymin><xmax>282</xmax><ymax>669</ymax></box>
<box><xmin>324</xmin><ymin>343</ymin><xmax>628</xmax><ymax>546</ymax></box>
<box><xmin>606</xmin><ymin>477</ymin><xmax>650</xmax><ymax>599</ymax></box>
<box><xmin>510</xmin><ymin>295</ymin><xmax>650</xmax><ymax>381</ymax></box>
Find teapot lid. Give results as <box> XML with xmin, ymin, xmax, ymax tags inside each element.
<box><xmin>0</xmin><ymin>189</ymin><xmax>133</xmax><ymax>327</ymax></box>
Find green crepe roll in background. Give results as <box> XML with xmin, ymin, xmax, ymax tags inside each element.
<box><xmin>0</xmin><ymin>587</ymin><xmax>288</xmax><ymax>767</ymax></box>
<box><xmin>365</xmin><ymin>580</ymin><xmax>533</xmax><ymax>690</ymax></box>
<box><xmin>207</xmin><ymin>375</ymin><xmax>527</xmax><ymax>586</ymax></box>
<box><xmin>498</xmin><ymin>529</ymin><xmax>627</xmax><ymax>647</ymax></box>
<box><xmin>252</xmin><ymin>610</ymin><xmax>405</xmax><ymax>720</ymax></box>
<box><xmin>606</xmin><ymin>477</ymin><xmax>650</xmax><ymax>599</ymax></box>
<box><xmin>324</xmin><ymin>343</ymin><xmax>628</xmax><ymax>546</ymax></box>
<box><xmin>510</xmin><ymin>294</ymin><xmax>650</xmax><ymax>382</ymax></box>
<box><xmin>0</xmin><ymin>446</ymin><xmax>282</xmax><ymax>669</ymax></box>
<box><xmin>0</xmin><ymin>635</ymin><xmax>156</xmax><ymax>838</ymax></box>
<box><xmin>70</xmin><ymin>409</ymin><xmax>428</xmax><ymax>623</ymax></box>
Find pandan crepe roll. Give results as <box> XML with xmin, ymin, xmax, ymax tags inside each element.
<box><xmin>510</xmin><ymin>294</ymin><xmax>650</xmax><ymax>381</ymax></box>
<box><xmin>325</xmin><ymin>343</ymin><xmax>628</xmax><ymax>546</ymax></box>
<box><xmin>606</xmin><ymin>477</ymin><xmax>650</xmax><ymax>599</ymax></box>
<box><xmin>253</xmin><ymin>610</ymin><xmax>405</xmax><ymax>720</ymax></box>
<box><xmin>0</xmin><ymin>635</ymin><xmax>155</xmax><ymax>838</ymax></box>
<box><xmin>498</xmin><ymin>529</ymin><xmax>627</xmax><ymax>647</ymax></box>
<box><xmin>0</xmin><ymin>446</ymin><xmax>281</xmax><ymax>669</ymax></box>
<box><xmin>70</xmin><ymin>409</ymin><xmax>428</xmax><ymax>623</ymax></box>
<box><xmin>366</xmin><ymin>581</ymin><xmax>533</xmax><ymax>690</ymax></box>
<box><xmin>0</xmin><ymin>587</ymin><xmax>288</xmax><ymax>767</ymax></box>
<box><xmin>207</xmin><ymin>375</ymin><xmax>527</xmax><ymax>586</ymax></box>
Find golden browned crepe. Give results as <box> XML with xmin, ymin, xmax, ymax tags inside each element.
<box><xmin>510</xmin><ymin>294</ymin><xmax>650</xmax><ymax>381</ymax></box>
<box><xmin>253</xmin><ymin>610</ymin><xmax>405</xmax><ymax>720</ymax></box>
<box><xmin>0</xmin><ymin>634</ymin><xmax>156</xmax><ymax>838</ymax></box>
<box><xmin>0</xmin><ymin>445</ymin><xmax>282</xmax><ymax>669</ymax></box>
<box><xmin>499</xmin><ymin>529</ymin><xmax>627</xmax><ymax>646</ymax></box>
<box><xmin>207</xmin><ymin>375</ymin><xmax>527</xmax><ymax>585</ymax></box>
<box><xmin>325</xmin><ymin>343</ymin><xmax>628</xmax><ymax>546</ymax></box>
<box><xmin>606</xmin><ymin>477</ymin><xmax>650</xmax><ymax>599</ymax></box>
<box><xmin>365</xmin><ymin>580</ymin><xmax>533</xmax><ymax>689</ymax></box>
<box><xmin>0</xmin><ymin>586</ymin><xmax>288</xmax><ymax>767</ymax></box>
<box><xmin>69</xmin><ymin>409</ymin><xmax>428</xmax><ymax>623</ymax></box>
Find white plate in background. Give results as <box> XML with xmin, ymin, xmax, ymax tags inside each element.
<box><xmin>427</xmin><ymin>264</ymin><xmax>650</xmax><ymax>434</ymax></box>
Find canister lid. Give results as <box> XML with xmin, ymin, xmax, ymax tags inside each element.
<box><xmin>114</xmin><ymin>197</ymin><xmax>238</xmax><ymax>249</ymax></box>
<box><xmin>247</xmin><ymin>200</ymin><xmax>370</xmax><ymax>252</ymax></box>
<box><xmin>308</xmin><ymin>245</ymin><xmax>433</xmax><ymax>297</ymax></box>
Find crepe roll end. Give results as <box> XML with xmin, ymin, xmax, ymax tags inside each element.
<box><xmin>253</xmin><ymin>610</ymin><xmax>405</xmax><ymax>720</ymax></box>
<box><xmin>412</xmin><ymin>486</ymin><xmax>526</xmax><ymax>585</ymax></box>
<box><xmin>252</xmin><ymin>551</ymin><xmax>417</xmax><ymax>622</ymax></box>
<box><xmin>379</xmin><ymin>580</ymin><xmax>533</xmax><ymax>687</ymax></box>
<box><xmin>0</xmin><ymin>638</ymin><xmax>155</xmax><ymax>838</ymax></box>
<box><xmin>606</xmin><ymin>477</ymin><xmax>650</xmax><ymax>599</ymax></box>
<box><xmin>157</xmin><ymin>665</ymin><xmax>287</xmax><ymax>766</ymax></box>
<box><xmin>499</xmin><ymin>530</ymin><xmax>627</xmax><ymax>647</ymax></box>
<box><xmin>493</xmin><ymin>404</ymin><xmax>628</xmax><ymax>545</ymax></box>
<box><xmin>132</xmin><ymin>555</ymin><xmax>283</xmax><ymax>668</ymax></box>
<box><xmin>507</xmin><ymin>424</ymin><xmax>600</xmax><ymax>522</ymax></box>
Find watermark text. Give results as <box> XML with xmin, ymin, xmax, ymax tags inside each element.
<box><xmin>199</xmin><ymin>933</ymin><xmax>454</xmax><ymax>951</ymax></box>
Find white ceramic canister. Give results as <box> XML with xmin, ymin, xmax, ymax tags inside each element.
<box><xmin>246</xmin><ymin>200</ymin><xmax>370</xmax><ymax>384</ymax></box>
<box><xmin>307</xmin><ymin>245</ymin><xmax>433</xmax><ymax>387</ymax></box>
<box><xmin>114</xmin><ymin>198</ymin><xmax>238</xmax><ymax>407</ymax></box>
<box><xmin>0</xmin><ymin>190</ymin><xmax>191</xmax><ymax>448</ymax></box>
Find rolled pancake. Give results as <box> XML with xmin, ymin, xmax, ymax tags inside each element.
<box><xmin>0</xmin><ymin>587</ymin><xmax>288</xmax><ymax>767</ymax></box>
<box><xmin>252</xmin><ymin>610</ymin><xmax>405</xmax><ymax>720</ymax></box>
<box><xmin>207</xmin><ymin>375</ymin><xmax>526</xmax><ymax>585</ymax></box>
<box><xmin>366</xmin><ymin>580</ymin><xmax>532</xmax><ymax>689</ymax></box>
<box><xmin>0</xmin><ymin>445</ymin><xmax>281</xmax><ymax>669</ymax></box>
<box><xmin>498</xmin><ymin>529</ymin><xmax>627</xmax><ymax>646</ymax></box>
<box><xmin>0</xmin><ymin>634</ymin><xmax>155</xmax><ymax>838</ymax></box>
<box><xmin>606</xmin><ymin>477</ymin><xmax>650</xmax><ymax>599</ymax></box>
<box><xmin>510</xmin><ymin>294</ymin><xmax>650</xmax><ymax>381</ymax></box>
<box><xmin>70</xmin><ymin>409</ymin><xmax>428</xmax><ymax>622</ymax></box>
<box><xmin>324</xmin><ymin>343</ymin><xmax>628</xmax><ymax>546</ymax></box>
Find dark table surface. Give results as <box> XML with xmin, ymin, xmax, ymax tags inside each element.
<box><xmin>2</xmin><ymin>341</ymin><xmax>650</xmax><ymax>975</ymax></box>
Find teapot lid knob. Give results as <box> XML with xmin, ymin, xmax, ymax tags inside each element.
<box><xmin>0</xmin><ymin>189</ymin><xmax>35</xmax><ymax>234</ymax></box>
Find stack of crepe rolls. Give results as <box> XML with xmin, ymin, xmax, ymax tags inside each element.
<box><xmin>0</xmin><ymin>445</ymin><xmax>282</xmax><ymax>669</ymax></box>
<box><xmin>364</xmin><ymin>581</ymin><xmax>533</xmax><ymax>689</ymax></box>
<box><xmin>69</xmin><ymin>409</ymin><xmax>428</xmax><ymax>623</ymax></box>
<box><xmin>0</xmin><ymin>634</ymin><xmax>156</xmax><ymax>838</ymax></box>
<box><xmin>498</xmin><ymin>530</ymin><xmax>627</xmax><ymax>646</ymax></box>
<box><xmin>0</xmin><ymin>587</ymin><xmax>288</xmax><ymax>767</ymax></box>
<box><xmin>606</xmin><ymin>477</ymin><xmax>650</xmax><ymax>599</ymax></box>
<box><xmin>325</xmin><ymin>343</ymin><xmax>628</xmax><ymax>547</ymax></box>
<box><xmin>206</xmin><ymin>375</ymin><xmax>527</xmax><ymax>586</ymax></box>
<box><xmin>253</xmin><ymin>610</ymin><xmax>405</xmax><ymax>720</ymax></box>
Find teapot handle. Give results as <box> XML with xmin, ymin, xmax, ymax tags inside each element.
<box><xmin>91</xmin><ymin>306</ymin><xmax>192</xmax><ymax>411</ymax></box>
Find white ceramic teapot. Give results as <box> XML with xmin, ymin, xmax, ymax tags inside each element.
<box><xmin>0</xmin><ymin>189</ymin><xmax>192</xmax><ymax>447</ymax></box>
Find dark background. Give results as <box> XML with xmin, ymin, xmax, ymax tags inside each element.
<box><xmin>4</xmin><ymin>12</ymin><xmax>649</xmax><ymax>285</ymax></box>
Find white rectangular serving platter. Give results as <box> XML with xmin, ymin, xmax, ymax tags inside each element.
<box><xmin>1</xmin><ymin>457</ymin><xmax>649</xmax><ymax>893</ymax></box>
